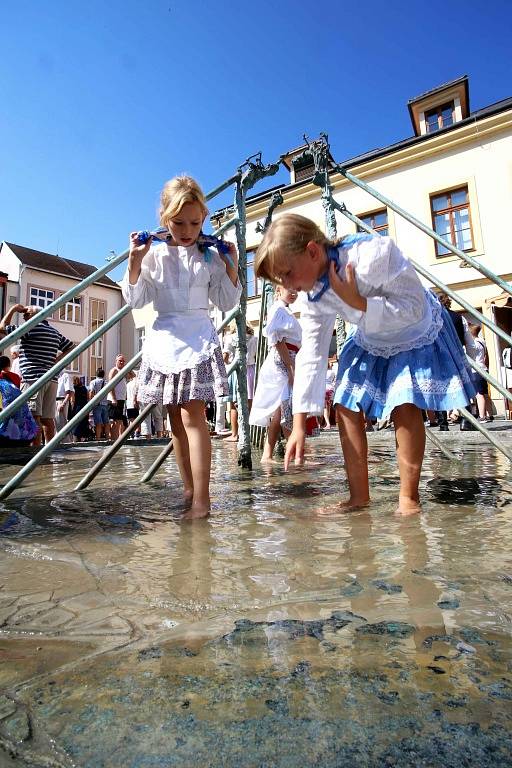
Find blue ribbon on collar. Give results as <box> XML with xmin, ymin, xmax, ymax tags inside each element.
<box><xmin>307</xmin><ymin>246</ymin><xmax>341</xmax><ymax>303</ymax></box>
<box><xmin>307</xmin><ymin>234</ymin><xmax>374</xmax><ymax>303</ymax></box>
<box><xmin>135</xmin><ymin>230</ymin><xmax>233</xmax><ymax>267</ymax></box>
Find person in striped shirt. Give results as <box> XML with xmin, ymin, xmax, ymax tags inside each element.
<box><xmin>0</xmin><ymin>304</ymin><xmax>74</xmax><ymax>445</ymax></box>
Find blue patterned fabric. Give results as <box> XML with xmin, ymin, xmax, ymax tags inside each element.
<box><xmin>333</xmin><ymin>301</ymin><xmax>476</xmax><ymax>420</ymax></box>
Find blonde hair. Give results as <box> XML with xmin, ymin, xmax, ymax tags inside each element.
<box><xmin>159</xmin><ymin>175</ymin><xmax>208</xmax><ymax>229</ymax></box>
<box><xmin>255</xmin><ymin>213</ymin><xmax>333</xmax><ymax>283</ymax></box>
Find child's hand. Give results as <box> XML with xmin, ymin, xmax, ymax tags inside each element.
<box><xmin>129</xmin><ymin>232</ymin><xmax>152</xmax><ymax>262</ymax></box>
<box><xmin>222</xmin><ymin>242</ymin><xmax>239</xmax><ymax>286</ymax></box>
<box><xmin>284</xmin><ymin>427</ymin><xmax>306</xmax><ymax>470</ymax></box>
<box><xmin>329</xmin><ymin>262</ymin><xmax>367</xmax><ymax>312</ymax></box>
<box><xmin>221</xmin><ymin>241</ymin><xmax>238</xmax><ymax>268</ymax></box>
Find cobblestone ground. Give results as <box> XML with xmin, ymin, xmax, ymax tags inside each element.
<box><xmin>0</xmin><ymin>423</ymin><xmax>511</xmax><ymax>766</ymax></box>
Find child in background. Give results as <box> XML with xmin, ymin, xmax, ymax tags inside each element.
<box><xmin>122</xmin><ymin>175</ymin><xmax>240</xmax><ymax>517</ymax></box>
<box><xmin>249</xmin><ymin>285</ymin><xmax>301</xmax><ymax>462</ymax></box>
<box><xmin>323</xmin><ymin>358</ymin><xmax>336</xmax><ymax>429</ymax></box>
<box><xmin>246</xmin><ymin>324</ymin><xmax>258</xmax><ymax>411</ymax></box>
<box><xmin>255</xmin><ymin>213</ymin><xmax>474</xmax><ymax>514</ymax></box>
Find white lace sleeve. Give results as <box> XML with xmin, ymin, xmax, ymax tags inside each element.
<box><xmin>292</xmin><ymin>302</ymin><xmax>336</xmax><ymax>416</ymax></box>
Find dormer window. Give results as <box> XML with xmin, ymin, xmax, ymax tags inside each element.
<box><xmin>425</xmin><ymin>102</ymin><xmax>455</xmax><ymax>133</ymax></box>
<box><xmin>408</xmin><ymin>76</ymin><xmax>469</xmax><ymax>137</ymax></box>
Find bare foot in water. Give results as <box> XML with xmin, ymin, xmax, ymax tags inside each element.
<box><xmin>181</xmin><ymin>504</ymin><xmax>210</xmax><ymax>520</ymax></box>
<box><xmin>315</xmin><ymin>497</ymin><xmax>370</xmax><ymax>515</ymax></box>
<box><xmin>261</xmin><ymin>456</ymin><xmax>279</xmax><ymax>464</ymax></box>
<box><xmin>223</xmin><ymin>435</ymin><xmax>239</xmax><ymax>442</ymax></box>
<box><xmin>395</xmin><ymin>496</ymin><xmax>422</xmax><ymax>516</ymax></box>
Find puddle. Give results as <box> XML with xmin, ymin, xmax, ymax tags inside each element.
<box><xmin>0</xmin><ymin>432</ymin><xmax>511</xmax><ymax>766</ymax></box>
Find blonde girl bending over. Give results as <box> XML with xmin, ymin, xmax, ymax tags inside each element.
<box><xmin>255</xmin><ymin>214</ymin><xmax>474</xmax><ymax>514</ymax></box>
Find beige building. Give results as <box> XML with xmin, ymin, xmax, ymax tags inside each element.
<box><xmin>0</xmin><ymin>242</ymin><xmax>135</xmax><ymax>380</ymax></box>
<box><xmin>211</xmin><ymin>76</ymin><xmax>512</xmax><ymax>415</ymax></box>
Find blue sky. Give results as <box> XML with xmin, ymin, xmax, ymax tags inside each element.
<box><xmin>1</xmin><ymin>0</ymin><xmax>511</xmax><ymax>281</ymax></box>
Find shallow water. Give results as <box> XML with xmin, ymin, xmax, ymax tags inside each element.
<box><xmin>0</xmin><ymin>430</ymin><xmax>511</xmax><ymax>767</ymax></box>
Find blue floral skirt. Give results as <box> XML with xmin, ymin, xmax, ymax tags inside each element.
<box><xmin>333</xmin><ymin>309</ymin><xmax>476</xmax><ymax>420</ymax></box>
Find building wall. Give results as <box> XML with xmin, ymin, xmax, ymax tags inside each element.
<box><xmin>1</xmin><ymin>245</ymin><xmax>135</xmax><ymax>379</ymax></box>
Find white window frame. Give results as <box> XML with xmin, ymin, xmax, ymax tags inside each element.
<box><xmin>29</xmin><ymin>286</ymin><xmax>54</xmax><ymax>309</ymax></box>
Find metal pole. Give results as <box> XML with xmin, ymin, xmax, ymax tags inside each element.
<box><xmin>205</xmin><ymin>174</ymin><xmax>241</xmax><ymax>202</ymax></box>
<box><xmin>424</xmin><ymin>429</ymin><xmax>459</xmax><ymax>461</ymax></box>
<box><xmin>216</xmin><ymin>306</ymin><xmax>240</xmax><ymax>336</ymax></box>
<box><xmin>233</xmin><ymin>178</ymin><xmax>252</xmax><ymax>469</ymax></box>
<box><xmin>459</xmin><ymin>407</ymin><xmax>512</xmax><ymax>462</ymax></box>
<box><xmin>140</xmin><ymin>438</ymin><xmax>175</xmax><ymax>484</ymax></box>
<box><xmin>0</xmin><ymin>305</ymin><xmax>131</xmax><ymax>426</ymax></box>
<box><xmin>336</xmin><ymin>166</ymin><xmax>512</xmax><ymax>299</ymax></box>
<box><xmin>466</xmin><ymin>356</ymin><xmax>512</xmax><ymax>404</ymax></box>
<box><xmin>213</xmin><ymin>216</ymin><xmax>239</xmax><ymax>238</ymax></box>
<box><xmin>0</xmin><ymin>351</ymin><xmax>142</xmax><ymax>499</ymax></box>
<box><xmin>75</xmin><ymin>403</ymin><xmax>155</xmax><ymax>490</ymax></box>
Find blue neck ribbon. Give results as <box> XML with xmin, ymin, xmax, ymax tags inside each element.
<box><xmin>307</xmin><ymin>246</ymin><xmax>341</xmax><ymax>303</ymax></box>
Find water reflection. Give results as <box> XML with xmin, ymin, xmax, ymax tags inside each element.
<box><xmin>0</xmin><ymin>436</ymin><xmax>511</xmax><ymax>765</ymax></box>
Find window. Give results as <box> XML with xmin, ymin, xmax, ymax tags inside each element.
<box><xmin>29</xmin><ymin>287</ymin><xmax>54</xmax><ymax>309</ymax></box>
<box><xmin>425</xmin><ymin>102</ymin><xmax>454</xmax><ymax>133</ymax></box>
<box><xmin>430</xmin><ymin>187</ymin><xmax>473</xmax><ymax>257</ymax></box>
<box><xmin>357</xmin><ymin>209</ymin><xmax>388</xmax><ymax>236</ymax></box>
<box><xmin>68</xmin><ymin>356</ymin><xmax>80</xmax><ymax>373</ymax></box>
<box><xmin>59</xmin><ymin>296</ymin><xmax>82</xmax><ymax>324</ymax></box>
<box><xmin>89</xmin><ymin>298</ymin><xmax>106</xmax><ymax>375</ymax></box>
<box><xmin>136</xmin><ymin>327</ymin><xmax>145</xmax><ymax>352</ymax></box>
<box><xmin>247</xmin><ymin>250</ymin><xmax>262</xmax><ymax>298</ymax></box>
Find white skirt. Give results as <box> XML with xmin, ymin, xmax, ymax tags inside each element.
<box><xmin>249</xmin><ymin>347</ymin><xmax>296</xmax><ymax>428</ymax></box>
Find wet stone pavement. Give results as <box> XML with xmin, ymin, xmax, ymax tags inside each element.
<box><xmin>0</xmin><ymin>425</ymin><xmax>511</xmax><ymax>766</ymax></box>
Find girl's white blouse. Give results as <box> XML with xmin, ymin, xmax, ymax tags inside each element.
<box><xmin>121</xmin><ymin>242</ymin><xmax>241</xmax><ymax>375</ymax></box>
<box><xmin>263</xmin><ymin>300</ymin><xmax>302</xmax><ymax>347</ymax></box>
<box><xmin>293</xmin><ymin>236</ymin><xmax>442</xmax><ymax>416</ymax></box>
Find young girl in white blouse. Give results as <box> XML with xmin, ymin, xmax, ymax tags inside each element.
<box><xmin>255</xmin><ymin>213</ymin><xmax>474</xmax><ymax>514</ymax></box>
<box><xmin>249</xmin><ymin>285</ymin><xmax>301</xmax><ymax>462</ymax></box>
<box><xmin>122</xmin><ymin>176</ymin><xmax>240</xmax><ymax>517</ymax></box>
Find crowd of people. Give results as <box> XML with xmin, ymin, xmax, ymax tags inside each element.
<box><xmin>0</xmin><ymin>173</ymin><xmax>501</xmax><ymax>518</ymax></box>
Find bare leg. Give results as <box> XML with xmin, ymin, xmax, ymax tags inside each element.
<box><xmin>391</xmin><ymin>403</ymin><xmax>425</xmax><ymax>515</ymax></box>
<box><xmin>224</xmin><ymin>403</ymin><xmax>239</xmax><ymax>441</ymax></box>
<box><xmin>180</xmin><ymin>400</ymin><xmax>212</xmax><ymax>518</ymax></box>
<box><xmin>31</xmin><ymin>415</ymin><xmax>42</xmax><ymax>446</ymax></box>
<box><xmin>261</xmin><ymin>407</ymin><xmax>282</xmax><ymax>463</ymax></box>
<box><xmin>168</xmin><ymin>405</ymin><xmax>194</xmax><ymax>501</ymax></box>
<box><xmin>335</xmin><ymin>405</ymin><xmax>370</xmax><ymax>509</ymax></box>
<box><xmin>41</xmin><ymin>417</ymin><xmax>56</xmax><ymax>443</ymax></box>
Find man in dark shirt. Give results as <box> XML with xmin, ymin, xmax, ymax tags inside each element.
<box><xmin>0</xmin><ymin>304</ymin><xmax>74</xmax><ymax>445</ymax></box>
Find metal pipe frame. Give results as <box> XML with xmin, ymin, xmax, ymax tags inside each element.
<box><xmin>75</xmin><ymin>403</ymin><xmax>155</xmax><ymax>490</ymax></box>
<box><xmin>140</xmin><ymin>438</ymin><xmax>175</xmax><ymax>484</ymax></box>
<box><xmin>0</xmin><ymin>305</ymin><xmax>131</xmax><ymax>426</ymax></box>
<box><xmin>0</xmin><ymin>351</ymin><xmax>142</xmax><ymax>499</ymax></box>
<box><xmin>216</xmin><ymin>306</ymin><xmax>240</xmax><ymax>336</ymax></box>
<box><xmin>459</xmin><ymin>407</ymin><xmax>512</xmax><ymax>462</ymax></box>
